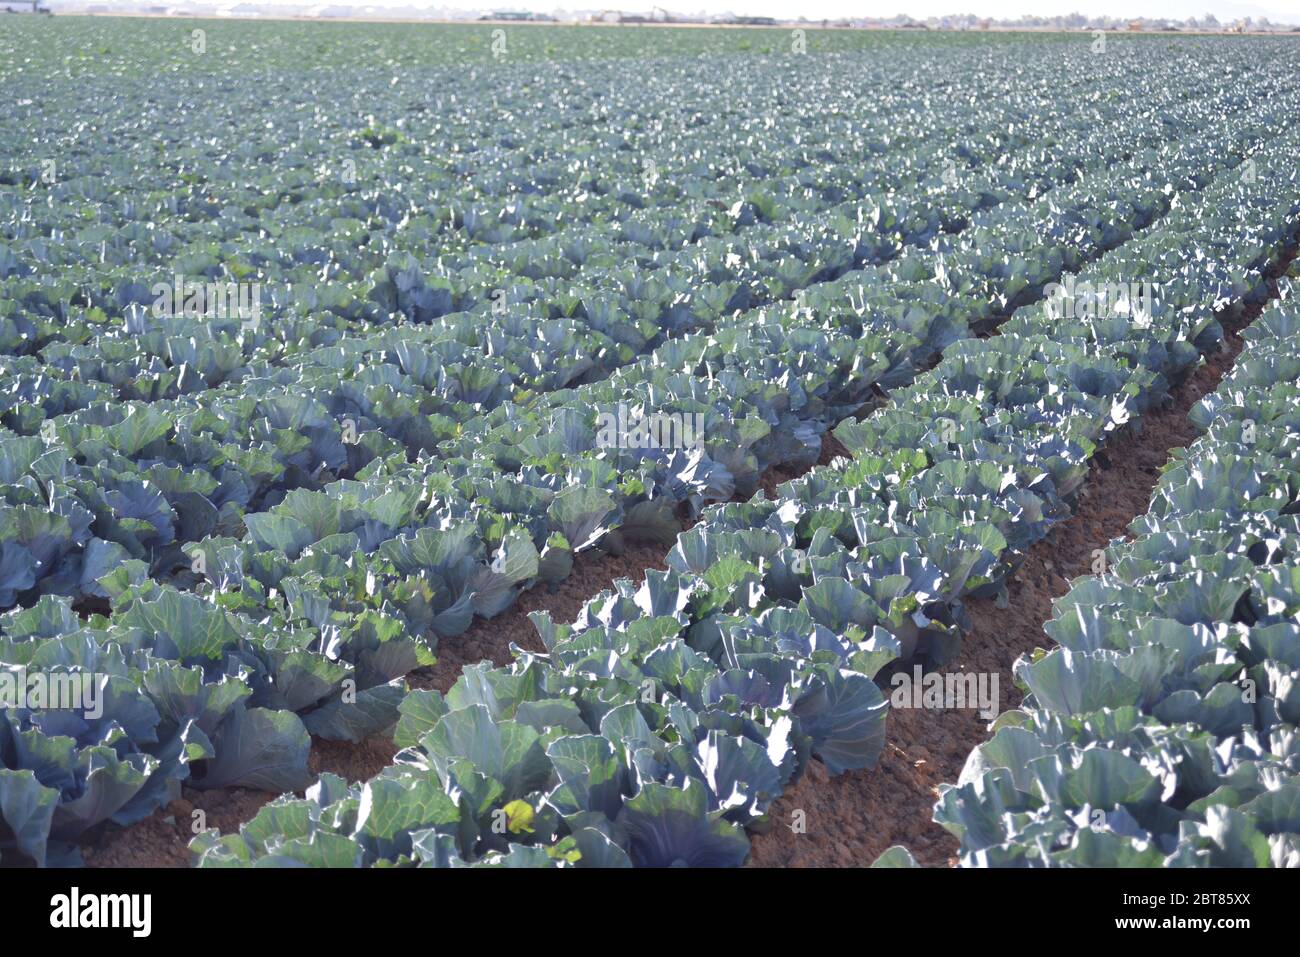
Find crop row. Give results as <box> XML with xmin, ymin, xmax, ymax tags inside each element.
<box><xmin>163</xmin><ymin>130</ymin><xmax>1300</xmax><ymax>867</ymax></box>
<box><xmin>1</xmin><ymin>35</ymin><xmax>1231</xmax><ymax>315</ymax></box>
<box><xmin>1</xmin><ymin>87</ymin><xmax>1294</xmax><ymax>868</ymax></box>
<box><xmin>2</xmin><ymin>55</ymin><xmax>1248</xmax><ymax>468</ymax></box>
<box><xmin>2</xmin><ymin>89</ymin><xmax>1228</xmax><ymax>628</ymax></box>
<box><xmin>1</xmin><ymin>40</ymin><xmax>1272</xmax><ymax>410</ymax></box>
<box><xmin>2</xmin><ymin>29</ymin><xmax>1299</xmax><ymax>867</ymax></box>
<box><xmin>934</xmin><ymin>287</ymin><xmax>1300</xmax><ymax>867</ymax></box>
<box><xmin>1</xmin><ymin>81</ymin><xmax>1279</xmax><ymax>641</ymax></box>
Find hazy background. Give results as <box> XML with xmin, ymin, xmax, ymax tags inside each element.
<box><xmin>73</xmin><ymin>0</ymin><xmax>1300</xmax><ymax>19</ymax></box>
<box><xmin>465</xmin><ymin>1</ymin><xmax>1298</xmax><ymax>19</ymax></box>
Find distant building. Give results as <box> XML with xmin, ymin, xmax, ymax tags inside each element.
<box><xmin>481</xmin><ymin>9</ymin><xmax>557</xmax><ymax>20</ymax></box>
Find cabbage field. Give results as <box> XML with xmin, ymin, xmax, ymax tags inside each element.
<box><xmin>1</xmin><ymin>16</ymin><xmax>1299</xmax><ymax>871</ymax></box>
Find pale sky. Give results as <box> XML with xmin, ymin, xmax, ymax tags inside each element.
<box><xmin>85</xmin><ymin>0</ymin><xmax>1300</xmax><ymax>26</ymax></box>
<box><xmin>337</xmin><ymin>0</ymin><xmax>1300</xmax><ymax>24</ymax></box>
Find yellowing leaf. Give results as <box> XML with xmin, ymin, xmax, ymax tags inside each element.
<box><xmin>503</xmin><ymin>799</ymin><xmax>535</xmax><ymax>834</ymax></box>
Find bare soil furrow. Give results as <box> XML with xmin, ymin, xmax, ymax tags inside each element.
<box><xmin>83</xmin><ymin>245</ymin><xmax>1294</xmax><ymax>868</ymax></box>
<box><xmin>746</xmin><ymin>252</ymin><xmax>1297</xmax><ymax>868</ymax></box>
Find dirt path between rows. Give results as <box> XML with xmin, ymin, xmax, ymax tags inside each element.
<box><xmin>82</xmin><ymin>539</ymin><xmax>675</xmax><ymax>867</ymax></box>
<box><xmin>71</xmin><ymin>310</ymin><xmax>1250</xmax><ymax>867</ymax></box>
<box><xmin>81</xmin><ymin>433</ymin><xmax>844</xmax><ymax>866</ymax></box>
<box><xmin>747</xmin><ymin>257</ymin><xmax>1297</xmax><ymax>868</ymax></box>
<box><xmin>83</xmin><ymin>253</ymin><xmax>1295</xmax><ymax>867</ymax></box>
<box><xmin>81</xmin><ymin>732</ymin><xmax>400</xmax><ymax>867</ymax></box>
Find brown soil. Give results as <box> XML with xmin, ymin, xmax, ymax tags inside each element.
<box><xmin>81</xmin><ymin>730</ymin><xmax>401</xmax><ymax>868</ymax></box>
<box><xmin>80</xmin><ymin>543</ymin><xmax>672</xmax><ymax>869</ymax></box>
<box><xmin>77</xmin><ymin>432</ymin><xmax>836</xmax><ymax>865</ymax></box>
<box><xmin>81</xmin><ymin>251</ymin><xmax>1296</xmax><ymax>869</ymax></box>
<box><xmin>746</xmin><ymin>265</ymin><xmax>1292</xmax><ymax>868</ymax></box>
<box><xmin>83</xmin><ymin>788</ymin><xmax>274</xmax><ymax>868</ymax></box>
<box><xmin>410</xmin><ymin>539</ymin><xmax>675</xmax><ymax>693</ymax></box>
<box><xmin>310</xmin><ymin>733</ymin><xmax>401</xmax><ymax>782</ymax></box>
<box><xmin>69</xmin><ymin>313</ymin><xmax>1249</xmax><ymax>869</ymax></box>
<box><xmin>414</xmin><ymin>432</ymin><xmax>851</xmax><ymax>697</ymax></box>
<box><xmin>755</xmin><ymin>430</ymin><xmax>853</xmax><ymax>499</ymax></box>
<box><xmin>81</xmin><ymin>530</ymin><xmax>679</xmax><ymax>867</ymax></box>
